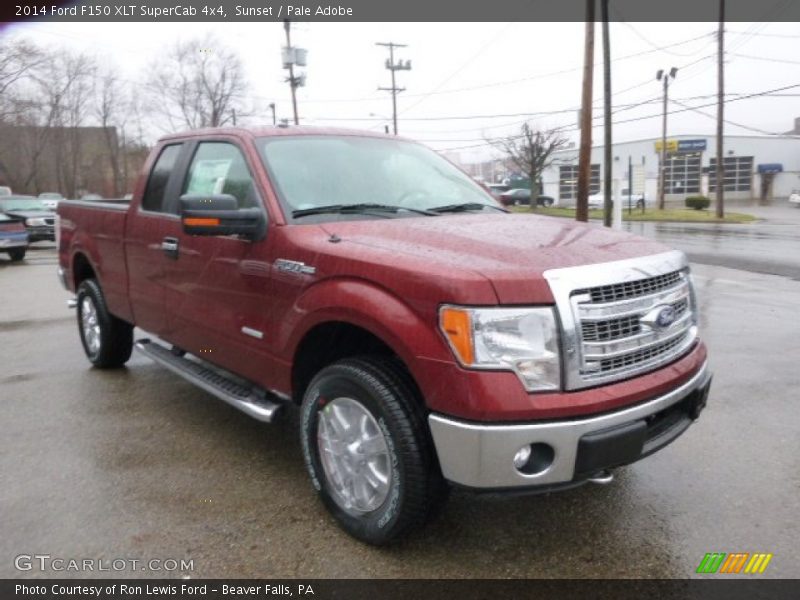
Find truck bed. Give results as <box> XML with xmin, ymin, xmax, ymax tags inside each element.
<box><xmin>57</xmin><ymin>198</ymin><xmax>132</xmax><ymax>322</ymax></box>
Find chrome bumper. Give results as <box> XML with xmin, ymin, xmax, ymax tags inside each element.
<box><xmin>429</xmin><ymin>362</ymin><xmax>711</xmax><ymax>490</ymax></box>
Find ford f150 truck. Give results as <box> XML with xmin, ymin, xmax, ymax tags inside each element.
<box><xmin>57</xmin><ymin>127</ymin><xmax>711</xmax><ymax>545</ymax></box>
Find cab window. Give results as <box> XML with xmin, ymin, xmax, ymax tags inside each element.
<box><xmin>183</xmin><ymin>142</ymin><xmax>259</xmax><ymax>209</ymax></box>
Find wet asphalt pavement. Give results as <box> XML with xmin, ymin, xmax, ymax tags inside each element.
<box><xmin>1</xmin><ymin>206</ymin><xmax>799</xmax><ymax>579</ymax></box>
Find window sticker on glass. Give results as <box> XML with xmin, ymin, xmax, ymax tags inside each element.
<box><xmin>186</xmin><ymin>159</ymin><xmax>233</xmax><ymax>196</ymax></box>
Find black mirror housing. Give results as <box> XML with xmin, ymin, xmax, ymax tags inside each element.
<box><xmin>179</xmin><ymin>194</ymin><xmax>265</xmax><ymax>240</ymax></box>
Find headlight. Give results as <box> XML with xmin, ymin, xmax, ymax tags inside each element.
<box><xmin>26</xmin><ymin>217</ymin><xmax>47</xmax><ymax>226</ymax></box>
<box><xmin>439</xmin><ymin>306</ymin><xmax>561</xmax><ymax>391</ymax></box>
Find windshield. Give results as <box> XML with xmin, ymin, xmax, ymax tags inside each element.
<box><xmin>0</xmin><ymin>198</ymin><xmax>48</xmax><ymax>211</ymax></box>
<box><xmin>257</xmin><ymin>136</ymin><xmax>498</xmax><ymax>221</ymax></box>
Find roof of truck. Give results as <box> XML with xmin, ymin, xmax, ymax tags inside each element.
<box><xmin>160</xmin><ymin>126</ymin><xmax>409</xmax><ymax>143</ymax></box>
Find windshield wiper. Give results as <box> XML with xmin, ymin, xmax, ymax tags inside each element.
<box><xmin>429</xmin><ymin>202</ymin><xmax>506</xmax><ymax>214</ymax></box>
<box><xmin>292</xmin><ymin>203</ymin><xmax>440</xmax><ymax>218</ymax></box>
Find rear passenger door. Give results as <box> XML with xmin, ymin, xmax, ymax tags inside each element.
<box><xmin>124</xmin><ymin>142</ymin><xmax>187</xmax><ymax>335</ymax></box>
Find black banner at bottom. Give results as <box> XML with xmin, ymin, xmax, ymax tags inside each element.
<box><xmin>4</xmin><ymin>579</ymin><xmax>800</xmax><ymax>600</ymax></box>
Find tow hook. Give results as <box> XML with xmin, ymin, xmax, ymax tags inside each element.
<box><xmin>587</xmin><ymin>470</ymin><xmax>614</xmax><ymax>485</ymax></box>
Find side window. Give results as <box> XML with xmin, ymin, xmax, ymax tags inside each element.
<box><xmin>183</xmin><ymin>142</ymin><xmax>259</xmax><ymax>209</ymax></box>
<box><xmin>141</xmin><ymin>144</ymin><xmax>182</xmax><ymax>212</ymax></box>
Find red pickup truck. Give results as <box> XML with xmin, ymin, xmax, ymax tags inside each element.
<box><xmin>57</xmin><ymin>127</ymin><xmax>711</xmax><ymax>544</ymax></box>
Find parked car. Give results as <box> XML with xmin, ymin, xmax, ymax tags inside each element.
<box><xmin>0</xmin><ymin>196</ymin><xmax>56</xmax><ymax>241</ymax></box>
<box><xmin>58</xmin><ymin>126</ymin><xmax>711</xmax><ymax>545</ymax></box>
<box><xmin>0</xmin><ymin>186</ymin><xmax>12</xmax><ymax>196</ymax></box>
<box><xmin>789</xmin><ymin>190</ymin><xmax>800</xmax><ymax>206</ymax></box>
<box><xmin>80</xmin><ymin>193</ymin><xmax>104</xmax><ymax>201</ymax></box>
<box><xmin>486</xmin><ymin>183</ymin><xmax>510</xmax><ymax>199</ymax></box>
<box><xmin>499</xmin><ymin>188</ymin><xmax>555</xmax><ymax>207</ymax></box>
<box><xmin>39</xmin><ymin>192</ymin><xmax>64</xmax><ymax>210</ymax></box>
<box><xmin>0</xmin><ymin>213</ymin><xmax>29</xmax><ymax>261</ymax></box>
<box><xmin>588</xmin><ymin>191</ymin><xmax>646</xmax><ymax>210</ymax></box>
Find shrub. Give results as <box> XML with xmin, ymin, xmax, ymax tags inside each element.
<box><xmin>685</xmin><ymin>195</ymin><xmax>711</xmax><ymax>210</ymax></box>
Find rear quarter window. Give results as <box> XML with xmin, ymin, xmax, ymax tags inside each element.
<box><xmin>141</xmin><ymin>144</ymin><xmax>182</xmax><ymax>212</ymax></box>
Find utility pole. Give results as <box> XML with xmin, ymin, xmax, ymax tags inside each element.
<box><xmin>656</xmin><ymin>67</ymin><xmax>678</xmax><ymax>210</ymax></box>
<box><xmin>576</xmin><ymin>0</ymin><xmax>595</xmax><ymax>223</ymax></box>
<box><xmin>269</xmin><ymin>103</ymin><xmax>276</xmax><ymax>126</ymax></box>
<box><xmin>282</xmin><ymin>20</ymin><xmax>307</xmax><ymax>125</ymax></box>
<box><xmin>601</xmin><ymin>0</ymin><xmax>612</xmax><ymax>227</ymax></box>
<box><xmin>377</xmin><ymin>42</ymin><xmax>411</xmax><ymax>135</ymax></box>
<box><xmin>716</xmin><ymin>0</ymin><xmax>725</xmax><ymax>218</ymax></box>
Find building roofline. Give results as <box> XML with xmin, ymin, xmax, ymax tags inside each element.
<box><xmin>552</xmin><ymin>132</ymin><xmax>800</xmax><ymax>153</ymax></box>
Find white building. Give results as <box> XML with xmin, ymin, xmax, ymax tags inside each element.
<box><xmin>541</xmin><ymin>133</ymin><xmax>800</xmax><ymax>206</ymax></box>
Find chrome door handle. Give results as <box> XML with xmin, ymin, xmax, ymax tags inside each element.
<box><xmin>161</xmin><ymin>237</ymin><xmax>179</xmax><ymax>258</ymax></box>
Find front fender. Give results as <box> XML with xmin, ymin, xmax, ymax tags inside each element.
<box><xmin>278</xmin><ymin>277</ymin><xmax>459</xmax><ymax>408</ymax></box>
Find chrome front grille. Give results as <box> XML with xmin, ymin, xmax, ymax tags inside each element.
<box><xmin>544</xmin><ymin>251</ymin><xmax>698</xmax><ymax>390</ymax></box>
<box><xmin>585</xmin><ymin>271</ymin><xmax>682</xmax><ymax>303</ymax></box>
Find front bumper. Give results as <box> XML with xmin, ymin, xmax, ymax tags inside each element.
<box><xmin>26</xmin><ymin>225</ymin><xmax>55</xmax><ymax>241</ymax></box>
<box><xmin>429</xmin><ymin>362</ymin><xmax>711</xmax><ymax>490</ymax></box>
<box><xmin>0</xmin><ymin>235</ymin><xmax>28</xmax><ymax>249</ymax></box>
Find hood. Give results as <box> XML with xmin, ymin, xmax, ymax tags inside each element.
<box><xmin>321</xmin><ymin>213</ymin><xmax>672</xmax><ymax>303</ymax></box>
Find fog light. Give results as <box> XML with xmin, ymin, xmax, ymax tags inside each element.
<box><xmin>513</xmin><ymin>445</ymin><xmax>532</xmax><ymax>469</ymax></box>
<box><xmin>513</xmin><ymin>443</ymin><xmax>555</xmax><ymax>475</ymax></box>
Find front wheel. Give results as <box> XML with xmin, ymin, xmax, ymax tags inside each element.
<box><xmin>76</xmin><ymin>279</ymin><xmax>134</xmax><ymax>368</ymax></box>
<box><xmin>300</xmin><ymin>357</ymin><xmax>448</xmax><ymax>545</ymax></box>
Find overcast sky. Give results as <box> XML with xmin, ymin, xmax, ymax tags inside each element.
<box><xmin>4</xmin><ymin>20</ymin><xmax>799</xmax><ymax>162</ymax></box>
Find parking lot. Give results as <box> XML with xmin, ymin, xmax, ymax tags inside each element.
<box><xmin>1</xmin><ymin>210</ymin><xmax>799</xmax><ymax>578</ymax></box>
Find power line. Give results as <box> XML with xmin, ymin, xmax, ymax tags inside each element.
<box><xmin>397</xmin><ymin>22</ymin><xmax>514</xmax><ymax>116</ymax></box>
<box><xmin>433</xmin><ymin>81</ymin><xmax>800</xmax><ymax>152</ymax></box>
<box><xmin>732</xmin><ymin>52</ymin><xmax>800</xmax><ymax>66</ymax></box>
<box><xmin>669</xmin><ymin>98</ymin><xmax>786</xmax><ymax>136</ymax></box>
<box><xmin>725</xmin><ymin>30</ymin><xmax>800</xmax><ymax>39</ymax></box>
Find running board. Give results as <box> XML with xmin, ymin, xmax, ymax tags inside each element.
<box><xmin>135</xmin><ymin>339</ymin><xmax>284</xmax><ymax>423</ymax></box>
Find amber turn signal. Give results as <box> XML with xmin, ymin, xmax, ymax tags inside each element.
<box><xmin>183</xmin><ymin>217</ymin><xmax>221</xmax><ymax>227</ymax></box>
<box><xmin>439</xmin><ymin>307</ymin><xmax>475</xmax><ymax>366</ymax></box>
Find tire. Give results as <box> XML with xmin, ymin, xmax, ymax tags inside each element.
<box><xmin>636</xmin><ymin>199</ymin><xmax>645</xmax><ymax>210</ymax></box>
<box><xmin>8</xmin><ymin>248</ymin><xmax>25</xmax><ymax>262</ymax></box>
<box><xmin>541</xmin><ymin>198</ymin><xmax>554</xmax><ymax>207</ymax></box>
<box><xmin>300</xmin><ymin>356</ymin><xmax>448</xmax><ymax>545</ymax></box>
<box><xmin>76</xmin><ymin>278</ymin><xmax>134</xmax><ymax>368</ymax></box>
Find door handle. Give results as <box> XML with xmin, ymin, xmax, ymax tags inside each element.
<box><xmin>161</xmin><ymin>237</ymin><xmax>179</xmax><ymax>259</ymax></box>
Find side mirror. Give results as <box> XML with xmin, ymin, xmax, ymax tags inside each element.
<box><xmin>179</xmin><ymin>194</ymin><xmax>265</xmax><ymax>241</ymax></box>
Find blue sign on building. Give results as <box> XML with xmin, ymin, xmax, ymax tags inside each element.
<box><xmin>677</xmin><ymin>139</ymin><xmax>707</xmax><ymax>152</ymax></box>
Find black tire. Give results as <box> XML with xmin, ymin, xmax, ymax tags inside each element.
<box><xmin>636</xmin><ymin>199</ymin><xmax>645</xmax><ymax>210</ymax></box>
<box><xmin>8</xmin><ymin>248</ymin><xmax>25</xmax><ymax>262</ymax></box>
<box><xmin>541</xmin><ymin>197</ymin><xmax>554</xmax><ymax>207</ymax></box>
<box><xmin>76</xmin><ymin>278</ymin><xmax>134</xmax><ymax>368</ymax></box>
<box><xmin>300</xmin><ymin>356</ymin><xmax>448</xmax><ymax>545</ymax></box>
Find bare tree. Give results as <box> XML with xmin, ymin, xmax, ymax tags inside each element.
<box><xmin>0</xmin><ymin>39</ymin><xmax>46</xmax><ymax>122</ymax></box>
<box><xmin>95</xmin><ymin>71</ymin><xmax>128</xmax><ymax>196</ymax></box>
<box><xmin>146</xmin><ymin>34</ymin><xmax>251</xmax><ymax>131</ymax></box>
<box><xmin>488</xmin><ymin>123</ymin><xmax>569</xmax><ymax>209</ymax></box>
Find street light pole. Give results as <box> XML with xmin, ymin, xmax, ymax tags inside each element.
<box><xmin>269</xmin><ymin>103</ymin><xmax>276</xmax><ymax>126</ymax></box>
<box><xmin>657</xmin><ymin>67</ymin><xmax>677</xmax><ymax>210</ymax></box>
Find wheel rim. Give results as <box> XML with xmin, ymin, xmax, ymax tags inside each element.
<box><xmin>80</xmin><ymin>296</ymin><xmax>101</xmax><ymax>356</ymax></box>
<box><xmin>316</xmin><ymin>397</ymin><xmax>392</xmax><ymax>516</ymax></box>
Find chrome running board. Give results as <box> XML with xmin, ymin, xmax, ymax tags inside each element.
<box><xmin>135</xmin><ymin>338</ymin><xmax>284</xmax><ymax>423</ymax></box>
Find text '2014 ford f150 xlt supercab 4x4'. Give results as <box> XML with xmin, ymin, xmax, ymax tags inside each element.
<box><xmin>57</xmin><ymin>127</ymin><xmax>712</xmax><ymax>545</ymax></box>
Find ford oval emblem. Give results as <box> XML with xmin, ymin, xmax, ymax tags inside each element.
<box><xmin>655</xmin><ymin>305</ymin><xmax>677</xmax><ymax>329</ymax></box>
